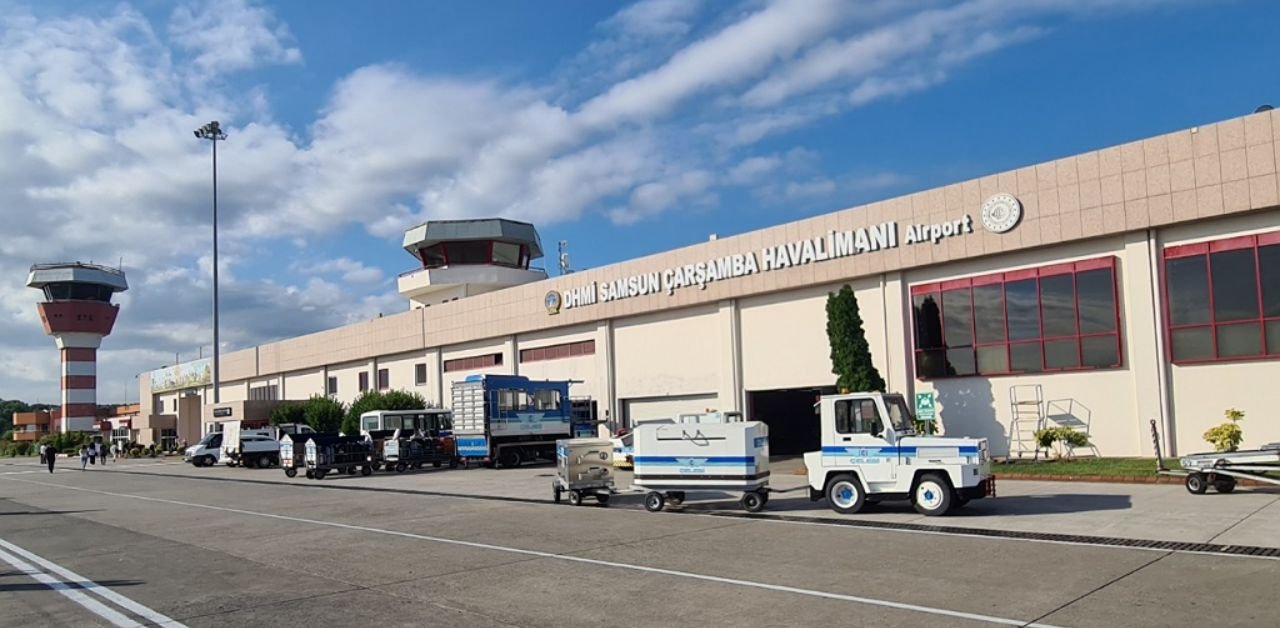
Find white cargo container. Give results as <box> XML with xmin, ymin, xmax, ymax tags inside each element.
<box><xmin>631</xmin><ymin>421</ymin><xmax>770</xmax><ymax>512</ymax></box>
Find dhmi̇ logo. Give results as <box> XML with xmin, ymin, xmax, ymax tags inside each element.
<box><xmin>544</xmin><ymin>290</ymin><xmax>562</xmax><ymax>315</ymax></box>
<box><xmin>677</xmin><ymin>457</ymin><xmax>708</xmax><ymax>473</ymax></box>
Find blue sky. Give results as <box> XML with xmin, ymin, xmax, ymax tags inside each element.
<box><xmin>0</xmin><ymin>0</ymin><xmax>1276</xmax><ymax>403</ymax></box>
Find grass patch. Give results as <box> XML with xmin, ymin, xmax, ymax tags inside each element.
<box><xmin>994</xmin><ymin>457</ymin><xmax>1181</xmax><ymax>477</ymax></box>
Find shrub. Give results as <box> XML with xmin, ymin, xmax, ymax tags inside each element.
<box><xmin>270</xmin><ymin>403</ymin><xmax>306</xmax><ymax>427</ymax></box>
<box><xmin>303</xmin><ymin>395</ymin><xmax>346</xmax><ymax>433</ymax></box>
<box><xmin>1035</xmin><ymin>426</ymin><xmax>1090</xmax><ymax>459</ymax></box>
<box><xmin>1203</xmin><ymin>408</ymin><xmax>1245</xmax><ymax>452</ymax></box>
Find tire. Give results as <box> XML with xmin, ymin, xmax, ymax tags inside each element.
<box><xmin>1185</xmin><ymin>472</ymin><xmax>1208</xmax><ymax>495</ymax></box>
<box><xmin>666</xmin><ymin>492</ymin><xmax>685</xmax><ymax>506</ymax></box>
<box><xmin>284</xmin><ymin>467</ymin><xmax>297</xmax><ymax>479</ymax></box>
<box><xmin>825</xmin><ymin>474</ymin><xmax>866</xmax><ymax>514</ymax></box>
<box><xmin>395</xmin><ymin>462</ymin><xmax>408</xmax><ymax>473</ymax></box>
<box><xmin>346</xmin><ymin>466</ymin><xmax>357</xmax><ymax>476</ymax></box>
<box><xmin>596</xmin><ymin>493</ymin><xmax>610</xmax><ymax>505</ymax></box>
<box><xmin>258</xmin><ymin>455</ymin><xmax>273</xmax><ymax>469</ymax></box>
<box><xmin>568</xmin><ymin>491</ymin><xmax>583</xmax><ymax>506</ymax></box>
<box><xmin>644</xmin><ymin>491</ymin><xmax>665</xmax><ymax>512</ymax></box>
<box><xmin>361</xmin><ymin>465</ymin><xmax>372</xmax><ymax>477</ymax></box>
<box><xmin>913</xmin><ymin>473</ymin><xmax>954</xmax><ymax>516</ymax></box>
<box><xmin>741</xmin><ymin>491</ymin><xmax>766</xmax><ymax>513</ymax></box>
<box><xmin>498</xmin><ymin>449</ymin><xmax>521</xmax><ymax>469</ymax></box>
<box><xmin>314</xmin><ymin>469</ymin><xmax>327</xmax><ymax>480</ymax></box>
<box><xmin>1213</xmin><ymin>477</ymin><xmax>1237</xmax><ymax>494</ymax></box>
<box><xmin>305</xmin><ymin>469</ymin><xmax>314</xmax><ymax>479</ymax></box>
<box><xmin>203</xmin><ymin>455</ymin><xmax>216</xmax><ymax>468</ymax></box>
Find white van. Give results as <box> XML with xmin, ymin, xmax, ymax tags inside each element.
<box><xmin>184</xmin><ymin>432</ymin><xmax>224</xmax><ymax>467</ymax></box>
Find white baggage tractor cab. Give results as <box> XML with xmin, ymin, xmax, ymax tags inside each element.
<box><xmin>804</xmin><ymin>392</ymin><xmax>993</xmax><ymax>517</ymax></box>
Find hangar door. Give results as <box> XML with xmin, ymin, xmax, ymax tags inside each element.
<box><xmin>622</xmin><ymin>394</ymin><xmax>718</xmax><ymax>430</ymax></box>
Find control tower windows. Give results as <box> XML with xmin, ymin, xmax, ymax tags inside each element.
<box><xmin>42</xmin><ymin>283</ymin><xmax>114</xmax><ymax>302</ymax></box>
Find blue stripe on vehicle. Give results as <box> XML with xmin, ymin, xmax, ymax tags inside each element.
<box><xmin>820</xmin><ymin>445</ymin><xmax>980</xmax><ymax>455</ymax></box>
<box><xmin>632</xmin><ymin>456</ymin><xmax>755</xmax><ymax>464</ymax></box>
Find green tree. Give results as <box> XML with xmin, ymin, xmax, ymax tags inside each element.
<box><xmin>343</xmin><ymin>390</ymin><xmax>427</xmax><ymax>434</ymax></box>
<box><xmin>304</xmin><ymin>396</ymin><xmax>347</xmax><ymax>433</ymax></box>
<box><xmin>826</xmin><ymin>284</ymin><xmax>886</xmax><ymax>393</ymax></box>
<box><xmin>269</xmin><ymin>403</ymin><xmax>306</xmax><ymax>427</ymax></box>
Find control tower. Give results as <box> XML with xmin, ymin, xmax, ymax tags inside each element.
<box><xmin>397</xmin><ymin>218</ymin><xmax>547</xmax><ymax>309</ymax></box>
<box><xmin>27</xmin><ymin>263</ymin><xmax>128</xmax><ymax>433</ymax></box>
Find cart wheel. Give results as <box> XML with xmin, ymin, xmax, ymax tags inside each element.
<box><xmin>361</xmin><ymin>465</ymin><xmax>372</xmax><ymax>477</ymax></box>
<box><xmin>1214</xmin><ymin>477</ymin><xmax>1237</xmax><ymax>494</ymax></box>
<box><xmin>314</xmin><ymin>469</ymin><xmax>326</xmax><ymax>480</ymax></box>
<box><xmin>284</xmin><ymin>468</ymin><xmax>297</xmax><ymax>479</ymax></box>
<box><xmin>395</xmin><ymin>462</ymin><xmax>408</xmax><ymax>473</ymax></box>
<box><xmin>305</xmin><ymin>469</ymin><xmax>314</xmax><ymax>479</ymax></box>
<box><xmin>596</xmin><ymin>492</ymin><xmax>610</xmax><ymax>505</ymax></box>
<box><xmin>644</xmin><ymin>491</ymin><xmax>665</xmax><ymax>512</ymax></box>
<box><xmin>666</xmin><ymin>492</ymin><xmax>685</xmax><ymax>506</ymax></box>
<box><xmin>1185</xmin><ymin>472</ymin><xmax>1208</xmax><ymax>495</ymax></box>
<box><xmin>568</xmin><ymin>491</ymin><xmax>583</xmax><ymax>506</ymax></box>
<box><xmin>741</xmin><ymin>491</ymin><xmax>766</xmax><ymax>513</ymax></box>
<box><xmin>498</xmin><ymin>449</ymin><xmax>521</xmax><ymax>469</ymax></box>
<box><xmin>553</xmin><ymin>486</ymin><xmax>562</xmax><ymax>504</ymax></box>
<box><xmin>346</xmin><ymin>466</ymin><xmax>357</xmax><ymax>476</ymax></box>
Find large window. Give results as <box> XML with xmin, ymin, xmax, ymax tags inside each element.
<box><xmin>911</xmin><ymin>257</ymin><xmax>1121</xmax><ymax>379</ymax></box>
<box><xmin>1163</xmin><ymin>232</ymin><xmax>1280</xmax><ymax>363</ymax></box>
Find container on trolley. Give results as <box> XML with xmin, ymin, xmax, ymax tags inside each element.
<box><xmin>303</xmin><ymin>434</ymin><xmax>373</xmax><ymax>480</ymax></box>
<box><xmin>280</xmin><ymin>431</ymin><xmax>339</xmax><ymax>478</ymax></box>
<box><xmin>552</xmin><ymin>438</ymin><xmax>615</xmax><ymax>506</ymax></box>
<box><xmin>631</xmin><ymin>421</ymin><xmax>771</xmax><ymax>512</ymax></box>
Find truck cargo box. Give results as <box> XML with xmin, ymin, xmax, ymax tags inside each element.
<box><xmin>632</xmin><ymin>421</ymin><xmax>770</xmax><ymax>492</ymax></box>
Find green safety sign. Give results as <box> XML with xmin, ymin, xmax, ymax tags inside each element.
<box><xmin>915</xmin><ymin>392</ymin><xmax>936</xmax><ymax>421</ymax></box>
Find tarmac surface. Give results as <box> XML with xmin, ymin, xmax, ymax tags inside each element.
<box><xmin>1</xmin><ymin>455</ymin><xmax>1278</xmax><ymax>627</ymax></box>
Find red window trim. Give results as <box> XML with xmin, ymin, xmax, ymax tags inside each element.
<box><xmin>1162</xmin><ymin>230</ymin><xmax>1280</xmax><ymax>365</ymax></box>
<box><xmin>909</xmin><ymin>255</ymin><xmax>1122</xmax><ymax>380</ymax></box>
<box><xmin>443</xmin><ymin>352</ymin><xmax>504</xmax><ymax>372</ymax></box>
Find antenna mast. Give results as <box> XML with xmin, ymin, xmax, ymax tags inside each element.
<box><xmin>558</xmin><ymin>240</ymin><xmax>571</xmax><ymax>275</ymax></box>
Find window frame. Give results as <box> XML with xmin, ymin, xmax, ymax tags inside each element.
<box><xmin>377</xmin><ymin>368</ymin><xmax>389</xmax><ymax>390</ymax></box>
<box><xmin>1161</xmin><ymin>231</ymin><xmax>1280</xmax><ymax>365</ymax></box>
<box><xmin>442</xmin><ymin>352</ymin><xmax>504</xmax><ymax>373</ymax></box>
<box><xmin>910</xmin><ymin>256</ymin><xmax>1123</xmax><ymax>380</ymax></box>
<box><xmin>519</xmin><ymin>340</ymin><xmax>596</xmax><ymax>363</ymax></box>
<box><xmin>414</xmin><ymin>363</ymin><xmax>428</xmax><ymax>386</ymax></box>
<box><xmin>327</xmin><ymin>376</ymin><xmax>338</xmax><ymax>396</ymax></box>
<box><xmin>358</xmin><ymin>372</ymin><xmax>369</xmax><ymax>392</ymax></box>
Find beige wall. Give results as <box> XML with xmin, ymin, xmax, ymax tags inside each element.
<box><xmin>376</xmin><ymin>350</ymin><xmax>429</xmax><ymax>396</ymax></box>
<box><xmin>441</xmin><ymin>337</ymin><xmax>515</xmax><ymax>400</ymax></box>
<box><xmin>515</xmin><ymin>323</ymin><xmax>607</xmax><ymax>404</ymax></box>
<box><xmin>613</xmin><ymin>304</ymin><xmax>722</xmax><ymax>400</ymax></box>
<box><xmin>327</xmin><ymin>359</ymin><xmax>373</xmax><ymax>406</ymax></box>
<box><xmin>283</xmin><ymin>368</ymin><xmax>325</xmax><ymax>401</ymax></box>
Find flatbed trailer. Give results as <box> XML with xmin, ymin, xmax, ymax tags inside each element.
<box><xmin>1150</xmin><ymin>419</ymin><xmax>1280</xmax><ymax>494</ymax></box>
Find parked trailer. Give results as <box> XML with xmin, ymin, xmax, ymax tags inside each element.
<box><xmin>451</xmin><ymin>375</ymin><xmax>598</xmax><ymax>468</ymax></box>
<box><xmin>631</xmin><ymin>421</ymin><xmax>771</xmax><ymax>513</ymax></box>
<box><xmin>281</xmin><ymin>432</ymin><xmax>339</xmax><ymax>478</ymax></box>
<box><xmin>304</xmin><ymin>434</ymin><xmax>373</xmax><ymax>480</ymax></box>
<box><xmin>1150</xmin><ymin>419</ymin><xmax>1280</xmax><ymax>494</ymax></box>
<box><xmin>552</xmin><ymin>438</ymin><xmax>615</xmax><ymax>506</ymax></box>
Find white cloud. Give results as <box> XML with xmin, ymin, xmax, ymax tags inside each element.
<box><xmin>304</xmin><ymin>257</ymin><xmax>386</xmax><ymax>285</ymax></box>
<box><xmin>168</xmin><ymin>0</ymin><xmax>302</xmax><ymax>75</ymax></box>
<box><xmin>607</xmin><ymin>0</ymin><xmax>703</xmax><ymax>38</ymax></box>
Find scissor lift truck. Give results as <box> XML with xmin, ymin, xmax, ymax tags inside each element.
<box><xmin>804</xmin><ymin>392</ymin><xmax>994</xmax><ymax>517</ymax></box>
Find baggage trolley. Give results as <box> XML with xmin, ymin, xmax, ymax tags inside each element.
<box><xmin>1150</xmin><ymin>419</ymin><xmax>1280</xmax><ymax>494</ymax></box>
<box><xmin>552</xmin><ymin>438</ymin><xmax>615</xmax><ymax>506</ymax></box>
<box><xmin>304</xmin><ymin>434</ymin><xmax>373</xmax><ymax>480</ymax></box>
<box><xmin>630</xmin><ymin>422</ymin><xmax>771</xmax><ymax>513</ymax></box>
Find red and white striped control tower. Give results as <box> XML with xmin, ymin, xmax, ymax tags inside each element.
<box><xmin>27</xmin><ymin>263</ymin><xmax>128</xmax><ymax>433</ymax></box>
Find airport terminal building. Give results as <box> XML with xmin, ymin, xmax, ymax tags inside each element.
<box><xmin>140</xmin><ymin>108</ymin><xmax>1280</xmax><ymax>458</ymax></box>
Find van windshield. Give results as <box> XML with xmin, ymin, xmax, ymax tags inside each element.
<box><xmin>883</xmin><ymin>396</ymin><xmax>915</xmax><ymax>435</ymax></box>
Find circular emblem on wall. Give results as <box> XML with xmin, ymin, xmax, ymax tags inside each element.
<box><xmin>544</xmin><ymin>290</ymin><xmax>562</xmax><ymax>315</ymax></box>
<box><xmin>980</xmin><ymin>193</ymin><xmax>1023</xmax><ymax>234</ymax></box>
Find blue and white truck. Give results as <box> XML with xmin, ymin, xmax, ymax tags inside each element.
<box><xmin>450</xmin><ymin>374</ymin><xmax>598</xmax><ymax>468</ymax></box>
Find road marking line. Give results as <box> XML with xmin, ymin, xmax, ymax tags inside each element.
<box><xmin>0</xmin><ymin>544</ymin><xmax>141</xmax><ymax>627</ymax></box>
<box><xmin>0</xmin><ymin>538</ymin><xmax>186</xmax><ymax>627</ymax></box>
<box><xmin>4</xmin><ymin>478</ymin><xmax>1063</xmax><ymax>628</ymax></box>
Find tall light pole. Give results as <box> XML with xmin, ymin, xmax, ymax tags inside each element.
<box><xmin>194</xmin><ymin>121</ymin><xmax>227</xmax><ymax>404</ymax></box>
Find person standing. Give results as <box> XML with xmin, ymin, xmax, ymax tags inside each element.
<box><xmin>79</xmin><ymin>446</ymin><xmax>89</xmax><ymax>471</ymax></box>
<box><xmin>111</xmin><ymin>442</ymin><xmax>119</xmax><ymax>462</ymax></box>
<box><xmin>89</xmin><ymin>443</ymin><xmax>97</xmax><ymax>466</ymax></box>
<box><xmin>39</xmin><ymin>443</ymin><xmax>47</xmax><ymax>465</ymax></box>
<box><xmin>45</xmin><ymin>445</ymin><xmax>58</xmax><ymax>473</ymax></box>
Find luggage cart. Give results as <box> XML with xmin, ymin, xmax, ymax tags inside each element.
<box><xmin>1150</xmin><ymin>419</ymin><xmax>1280</xmax><ymax>494</ymax></box>
<box><xmin>280</xmin><ymin>432</ymin><xmax>339</xmax><ymax>479</ymax></box>
<box><xmin>553</xmin><ymin>438</ymin><xmax>614</xmax><ymax>506</ymax></box>
<box><xmin>381</xmin><ymin>430</ymin><xmax>459</xmax><ymax>473</ymax></box>
<box><xmin>630</xmin><ymin>422</ymin><xmax>771</xmax><ymax>513</ymax></box>
<box><xmin>304</xmin><ymin>434</ymin><xmax>373</xmax><ymax>480</ymax></box>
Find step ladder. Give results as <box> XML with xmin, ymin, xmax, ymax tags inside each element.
<box><xmin>1008</xmin><ymin>385</ymin><xmax>1046</xmax><ymax>460</ymax></box>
